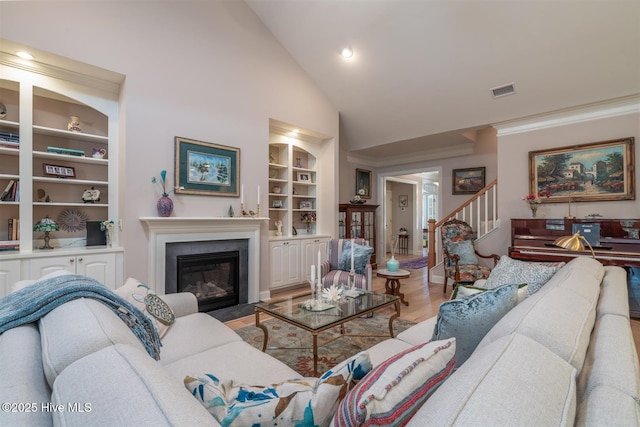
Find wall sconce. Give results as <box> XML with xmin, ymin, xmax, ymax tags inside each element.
<box><xmin>554</xmin><ymin>231</ymin><xmax>595</xmax><ymax>258</ymax></box>
<box><xmin>34</xmin><ymin>216</ymin><xmax>59</xmax><ymax>249</ymax></box>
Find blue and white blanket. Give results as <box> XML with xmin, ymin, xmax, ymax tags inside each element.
<box><xmin>0</xmin><ymin>274</ymin><xmax>161</xmax><ymax>360</ymax></box>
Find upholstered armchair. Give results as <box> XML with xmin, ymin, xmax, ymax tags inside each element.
<box><xmin>441</xmin><ymin>218</ymin><xmax>500</xmax><ymax>293</ymax></box>
<box><xmin>320</xmin><ymin>239</ymin><xmax>373</xmax><ymax>291</ymax></box>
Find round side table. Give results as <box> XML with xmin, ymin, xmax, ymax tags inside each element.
<box><xmin>377</xmin><ymin>268</ymin><xmax>410</xmax><ymax>306</ymax></box>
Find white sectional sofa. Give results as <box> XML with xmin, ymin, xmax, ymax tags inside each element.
<box><xmin>0</xmin><ymin>256</ymin><xmax>638</xmax><ymax>426</ymax></box>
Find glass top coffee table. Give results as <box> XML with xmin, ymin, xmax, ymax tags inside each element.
<box><xmin>255</xmin><ymin>291</ymin><xmax>401</xmax><ymax>376</ymax></box>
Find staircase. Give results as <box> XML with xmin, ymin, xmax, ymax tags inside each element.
<box><xmin>426</xmin><ymin>179</ymin><xmax>498</xmax><ymax>281</ymax></box>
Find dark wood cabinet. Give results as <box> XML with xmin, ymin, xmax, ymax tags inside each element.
<box><xmin>509</xmin><ymin>218</ymin><xmax>640</xmax><ymax>319</ymax></box>
<box><xmin>339</xmin><ymin>204</ymin><xmax>379</xmax><ymax>268</ymax></box>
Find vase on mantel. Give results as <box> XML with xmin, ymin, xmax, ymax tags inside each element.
<box><xmin>157</xmin><ymin>193</ymin><xmax>174</xmax><ymax>217</ymax></box>
<box><xmin>529</xmin><ymin>203</ymin><xmax>538</xmax><ymax>218</ymax></box>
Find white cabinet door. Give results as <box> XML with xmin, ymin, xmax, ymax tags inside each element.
<box><xmin>0</xmin><ymin>260</ymin><xmax>20</xmax><ymax>297</ymax></box>
<box><xmin>76</xmin><ymin>253</ymin><xmax>116</xmax><ymax>288</ymax></box>
<box><xmin>27</xmin><ymin>252</ymin><xmax>117</xmax><ymax>288</ymax></box>
<box><xmin>301</xmin><ymin>237</ymin><xmax>329</xmax><ymax>282</ymax></box>
<box><xmin>270</xmin><ymin>240</ymin><xmax>301</xmax><ymax>289</ymax></box>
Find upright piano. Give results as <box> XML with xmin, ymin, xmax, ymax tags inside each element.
<box><xmin>509</xmin><ymin>218</ymin><xmax>640</xmax><ymax>318</ymax></box>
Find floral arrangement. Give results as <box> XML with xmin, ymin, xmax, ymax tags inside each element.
<box><xmin>99</xmin><ymin>220</ymin><xmax>115</xmax><ymax>246</ymax></box>
<box><xmin>351</xmin><ymin>189</ymin><xmax>367</xmax><ymax>204</ymax></box>
<box><xmin>152</xmin><ymin>170</ymin><xmax>183</xmax><ymax>196</ymax></box>
<box><xmin>523</xmin><ymin>190</ymin><xmax>551</xmax><ymax>205</ymax></box>
<box><xmin>301</xmin><ymin>212</ymin><xmax>316</xmax><ymax>223</ymax></box>
<box><xmin>523</xmin><ymin>190</ymin><xmax>551</xmax><ymax>218</ymax></box>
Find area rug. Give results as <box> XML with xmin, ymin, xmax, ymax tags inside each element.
<box><xmin>235</xmin><ymin>314</ymin><xmax>416</xmax><ymax>377</ymax></box>
<box><xmin>400</xmin><ymin>256</ymin><xmax>428</xmax><ymax>269</ymax></box>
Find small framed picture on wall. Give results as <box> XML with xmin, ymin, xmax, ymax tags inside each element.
<box><xmin>399</xmin><ymin>195</ymin><xmax>408</xmax><ymax>207</ymax></box>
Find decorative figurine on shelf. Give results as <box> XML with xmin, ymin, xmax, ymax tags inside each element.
<box><xmin>68</xmin><ymin>116</ymin><xmax>81</xmax><ymax>132</ymax></box>
<box><xmin>295</xmin><ymin>157</ymin><xmax>302</xmax><ymax>168</ymax></box>
<box><xmin>269</xmin><ymin>152</ymin><xmax>275</xmax><ymax>163</ymax></box>
<box><xmin>82</xmin><ymin>187</ymin><xmax>101</xmax><ymax>203</ymax></box>
<box><xmin>228</xmin><ymin>205</ymin><xmax>234</xmax><ymax>217</ymax></box>
<box><xmin>100</xmin><ymin>220</ymin><xmax>115</xmax><ymax>247</ymax></box>
<box><xmin>275</xmin><ymin>220</ymin><xmax>283</xmax><ymax>236</ymax></box>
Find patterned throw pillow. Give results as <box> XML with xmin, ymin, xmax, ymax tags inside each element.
<box><xmin>445</xmin><ymin>240</ymin><xmax>479</xmax><ymax>265</ymax></box>
<box><xmin>432</xmin><ymin>283</ymin><xmax>518</xmax><ymax>368</ymax></box>
<box><xmin>114</xmin><ymin>278</ymin><xmax>175</xmax><ymax>338</ymax></box>
<box><xmin>331</xmin><ymin>339</ymin><xmax>456</xmax><ymax>427</ymax></box>
<box><xmin>484</xmin><ymin>256</ymin><xmax>565</xmax><ymax>295</ymax></box>
<box><xmin>339</xmin><ymin>240</ymin><xmax>374</xmax><ymax>275</ymax></box>
<box><xmin>185</xmin><ymin>351</ymin><xmax>372</xmax><ymax>427</ymax></box>
<box><xmin>452</xmin><ymin>283</ymin><xmax>529</xmax><ymax>304</ymax></box>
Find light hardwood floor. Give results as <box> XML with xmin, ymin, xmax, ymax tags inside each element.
<box><xmin>225</xmin><ymin>251</ymin><xmax>640</xmax><ymax>357</ymax></box>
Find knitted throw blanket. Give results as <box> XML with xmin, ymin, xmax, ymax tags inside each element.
<box><xmin>0</xmin><ymin>274</ymin><xmax>161</xmax><ymax>360</ymax></box>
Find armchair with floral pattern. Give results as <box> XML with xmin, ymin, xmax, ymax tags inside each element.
<box><xmin>441</xmin><ymin>218</ymin><xmax>500</xmax><ymax>293</ymax></box>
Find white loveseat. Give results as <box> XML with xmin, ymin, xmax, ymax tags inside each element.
<box><xmin>1</xmin><ymin>256</ymin><xmax>638</xmax><ymax>426</ymax></box>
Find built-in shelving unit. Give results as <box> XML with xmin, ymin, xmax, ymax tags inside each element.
<box><xmin>0</xmin><ymin>54</ymin><xmax>123</xmax><ymax>293</ymax></box>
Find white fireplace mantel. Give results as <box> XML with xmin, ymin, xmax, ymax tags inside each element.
<box><xmin>140</xmin><ymin>217</ymin><xmax>268</xmax><ymax>302</ymax></box>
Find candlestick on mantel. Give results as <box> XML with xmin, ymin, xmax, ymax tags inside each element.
<box><xmin>310</xmin><ymin>265</ymin><xmax>316</xmax><ymax>282</ymax></box>
<box><xmin>257</xmin><ymin>185</ymin><xmax>260</xmax><ymax>204</ymax></box>
<box><xmin>240</xmin><ymin>184</ymin><xmax>244</xmax><ymax>204</ymax></box>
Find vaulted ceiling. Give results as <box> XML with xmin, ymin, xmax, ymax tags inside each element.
<box><xmin>247</xmin><ymin>0</ymin><xmax>640</xmax><ymax>164</ymax></box>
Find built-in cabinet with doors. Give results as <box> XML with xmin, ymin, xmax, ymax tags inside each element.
<box><xmin>0</xmin><ymin>55</ymin><xmax>123</xmax><ymax>296</ymax></box>
<box><xmin>339</xmin><ymin>204</ymin><xmax>379</xmax><ymax>269</ymax></box>
<box><xmin>267</xmin><ymin>121</ymin><xmax>331</xmax><ymax>290</ymax></box>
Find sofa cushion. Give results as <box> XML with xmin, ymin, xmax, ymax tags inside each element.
<box><xmin>477</xmin><ymin>284</ymin><xmax>597</xmax><ymax>374</ymax></box>
<box><xmin>185</xmin><ymin>351</ymin><xmax>371</xmax><ymax>427</ymax></box>
<box><xmin>410</xmin><ymin>334</ymin><xmax>577</xmax><ymax>426</ymax></box>
<box><xmin>39</xmin><ymin>298</ymin><xmax>147</xmax><ymax>387</ymax></box>
<box><xmin>365</xmin><ymin>338</ymin><xmax>415</xmax><ymax>368</ymax></box>
<box><xmin>484</xmin><ymin>255</ymin><xmax>564</xmax><ymax>295</ymax></box>
<box><xmin>577</xmin><ymin>314</ymin><xmax>640</xmax><ymax>403</ymax></box>
<box><xmin>432</xmin><ymin>283</ymin><xmax>518</xmax><ymax>367</ymax></box>
<box><xmin>51</xmin><ymin>344</ymin><xmax>214</xmax><ymax>426</ymax></box>
<box><xmin>0</xmin><ymin>324</ymin><xmax>52</xmax><ymax>427</ymax></box>
<box><xmin>114</xmin><ymin>277</ymin><xmax>174</xmax><ymax>338</ymax></box>
<box><xmin>158</xmin><ymin>312</ymin><xmax>243</xmax><ymax>365</ymax></box>
<box><xmin>597</xmin><ymin>266</ymin><xmax>630</xmax><ymax>319</ymax></box>
<box><xmin>575</xmin><ymin>386</ymin><xmax>640</xmax><ymax>427</ymax></box>
<box><xmin>339</xmin><ymin>240</ymin><xmax>374</xmax><ymax>275</ymax></box>
<box><xmin>396</xmin><ymin>316</ymin><xmax>438</xmax><ymax>347</ymax></box>
<box><xmin>332</xmin><ymin>338</ymin><xmax>456</xmax><ymax>427</ymax></box>
<box><xmin>164</xmin><ymin>340</ymin><xmax>300</xmax><ymax>385</ymax></box>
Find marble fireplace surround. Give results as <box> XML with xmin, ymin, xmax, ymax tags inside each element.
<box><xmin>139</xmin><ymin>217</ymin><xmax>266</xmax><ymax>303</ymax></box>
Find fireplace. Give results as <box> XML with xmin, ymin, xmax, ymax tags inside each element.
<box><xmin>165</xmin><ymin>239</ymin><xmax>249</xmax><ymax>312</ymax></box>
<box><xmin>176</xmin><ymin>251</ymin><xmax>239</xmax><ymax>312</ymax></box>
<box><xmin>140</xmin><ymin>217</ymin><xmax>264</xmax><ymax>307</ymax></box>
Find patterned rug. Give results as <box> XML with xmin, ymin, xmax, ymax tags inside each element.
<box><xmin>399</xmin><ymin>256</ymin><xmax>428</xmax><ymax>269</ymax></box>
<box><xmin>235</xmin><ymin>314</ymin><xmax>416</xmax><ymax>377</ymax></box>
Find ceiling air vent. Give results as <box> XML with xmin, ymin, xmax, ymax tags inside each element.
<box><xmin>490</xmin><ymin>83</ymin><xmax>516</xmax><ymax>98</ymax></box>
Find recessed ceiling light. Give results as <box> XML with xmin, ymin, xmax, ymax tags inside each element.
<box><xmin>341</xmin><ymin>47</ymin><xmax>354</xmax><ymax>59</ymax></box>
<box><xmin>16</xmin><ymin>51</ymin><xmax>34</xmax><ymax>60</ymax></box>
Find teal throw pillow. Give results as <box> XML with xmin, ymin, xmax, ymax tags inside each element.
<box><xmin>445</xmin><ymin>240</ymin><xmax>479</xmax><ymax>265</ymax></box>
<box><xmin>432</xmin><ymin>283</ymin><xmax>518</xmax><ymax>367</ymax></box>
<box><xmin>484</xmin><ymin>256</ymin><xmax>564</xmax><ymax>296</ymax></box>
<box><xmin>339</xmin><ymin>240</ymin><xmax>374</xmax><ymax>275</ymax></box>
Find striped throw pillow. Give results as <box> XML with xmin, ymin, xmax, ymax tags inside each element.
<box><xmin>331</xmin><ymin>338</ymin><xmax>456</xmax><ymax>427</ymax></box>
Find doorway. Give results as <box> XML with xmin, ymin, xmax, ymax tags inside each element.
<box><xmin>377</xmin><ymin>168</ymin><xmax>441</xmax><ymax>267</ymax></box>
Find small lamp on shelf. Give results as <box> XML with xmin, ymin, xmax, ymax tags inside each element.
<box><xmin>34</xmin><ymin>216</ymin><xmax>59</xmax><ymax>250</ymax></box>
<box><xmin>554</xmin><ymin>231</ymin><xmax>595</xmax><ymax>259</ymax></box>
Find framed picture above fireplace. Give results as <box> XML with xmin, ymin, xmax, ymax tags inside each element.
<box><xmin>174</xmin><ymin>136</ymin><xmax>240</xmax><ymax>197</ymax></box>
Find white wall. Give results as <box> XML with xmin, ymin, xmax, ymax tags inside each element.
<box><xmin>0</xmin><ymin>1</ymin><xmax>339</xmax><ymax>292</ymax></box>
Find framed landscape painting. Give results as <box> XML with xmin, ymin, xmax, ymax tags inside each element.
<box><xmin>452</xmin><ymin>167</ymin><xmax>485</xmax><ymax>195</ymax></box>
<box><xmin>175</xmin><ymin>137</ymin><xmax>240</xmax><ymax>196</ymax></box>
<box><xmin>529</xmin><ymin>137</ymin><xmax>635</xmax><ymax>203</ymax></box>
